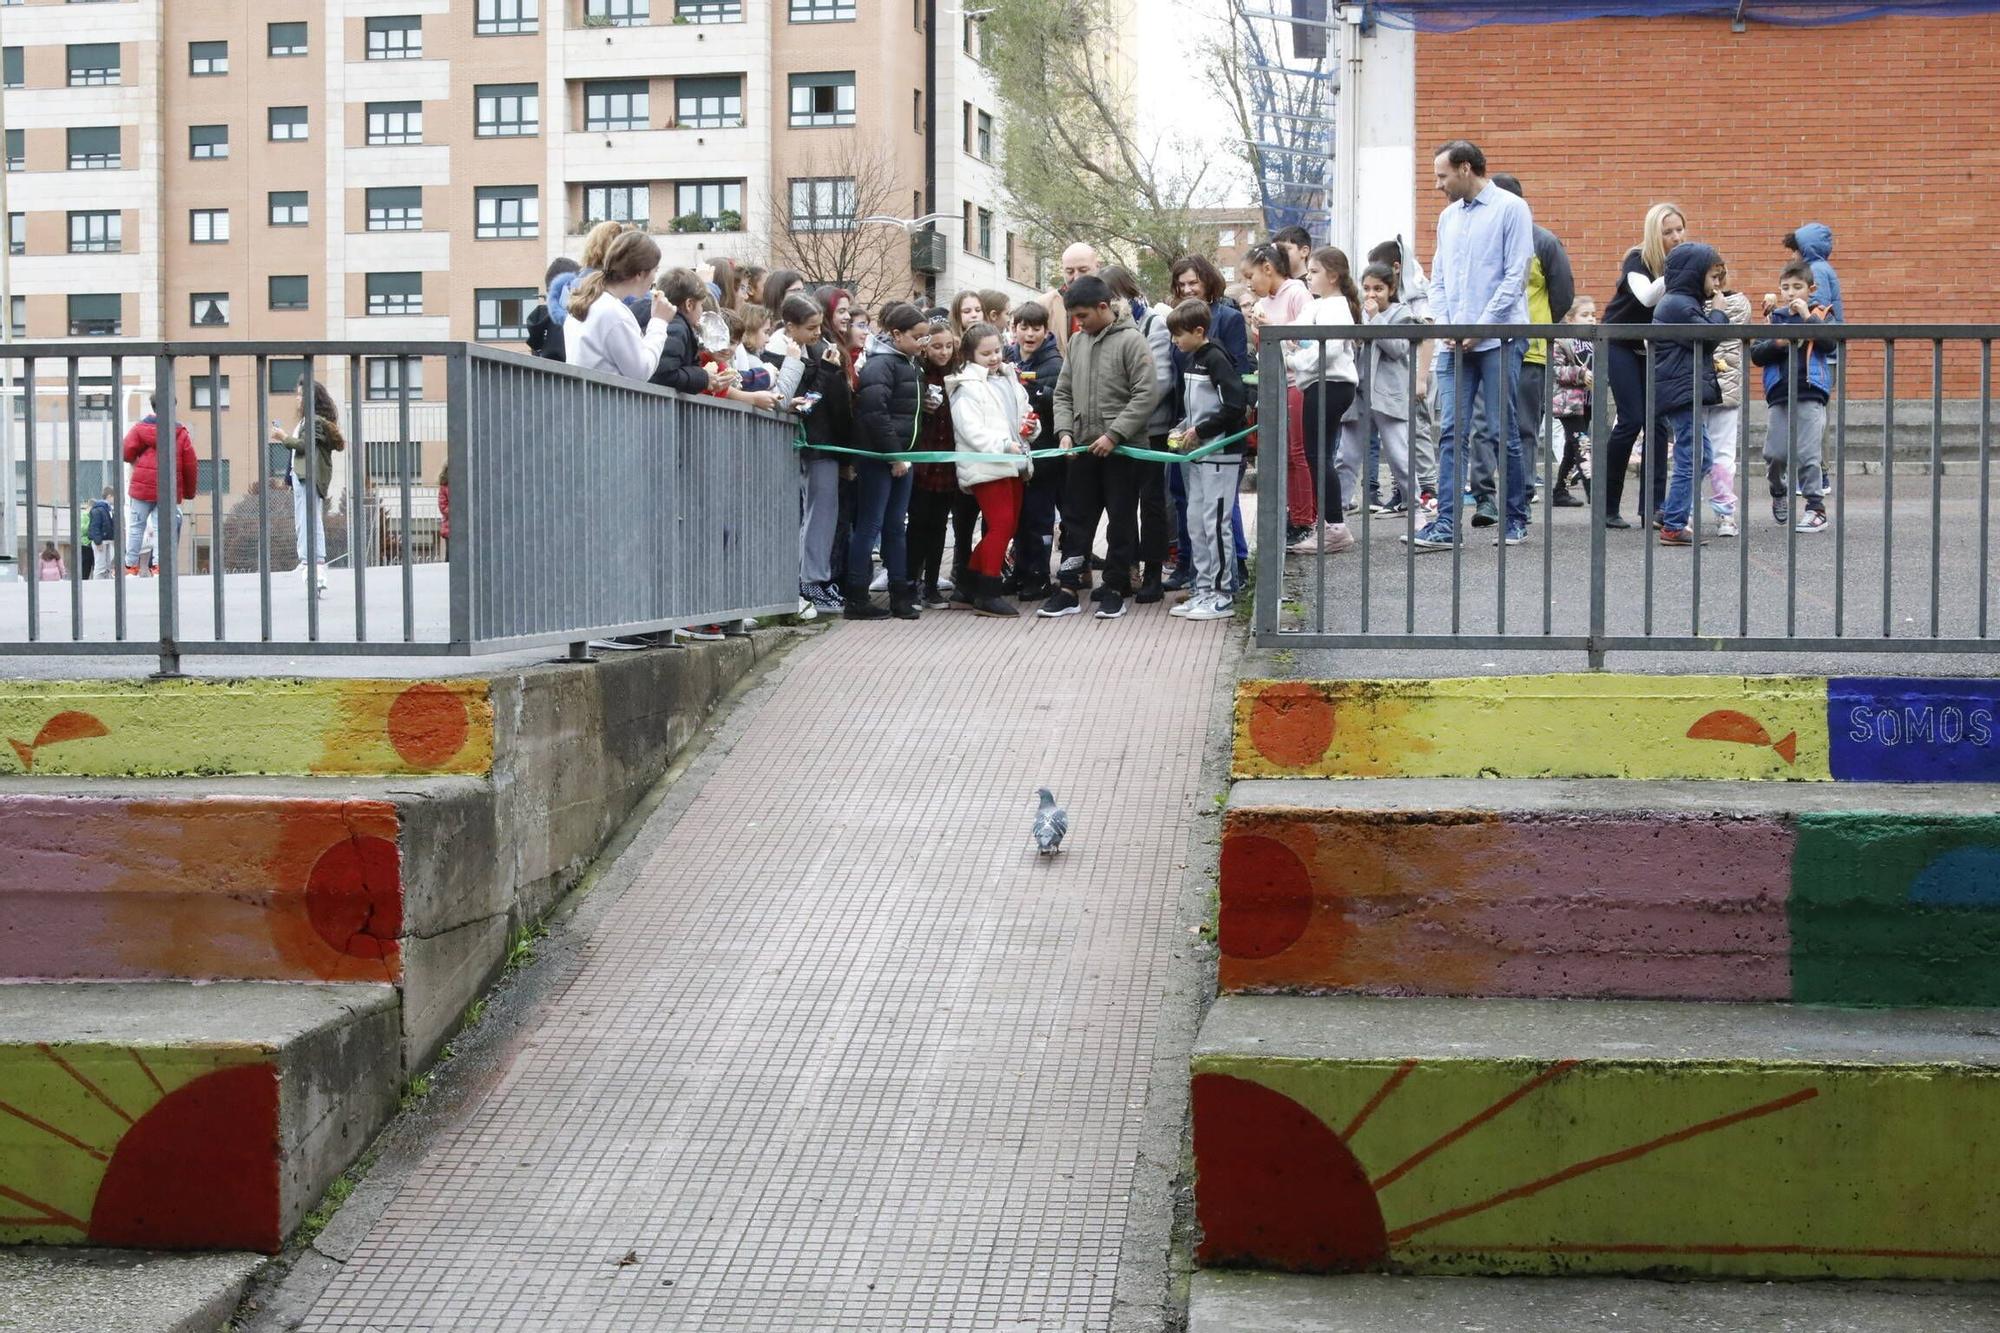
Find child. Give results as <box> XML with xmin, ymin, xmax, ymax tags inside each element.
<box><xmin>526</xmin><ymin>256</ymin><xmax>581</xmax><ymax>362</ymax></box>
<box><xmin>1164</xmin><ymin>299</ymin><xmax>1249</xmax><ymax>620</ymax></box>
<box><xmin>848</xmin><ymin>301</ymin><xmax>928</xmax><ymax>620</ymax></box>
<box><xmin>122</xmin><ymin>391</ymin><xmax>198</xmax><ymax>577</ymax></box>
<box><xmin>1351</xmin><ymin>263</ymin><xmax>1419</xmax><ymax>517</ymax></box>
<box><xmin>701</xmin><ymin>310</ymin><xmax>777</xmax><ymax>410</ymax></box>
<box><xmin>946</xmin><ymin>322</ymin><xmax>1035</xmax><ymax>617</ymax></box>
<box><xmin>1651</xmin><ymin>242</ymin><xmax>1731</xmax><ymax>546</ymax></box>
<box><xmin>1704</xmin><ymin>267</ymin><xmax>1753</xmax><ymax>537</ymax></box>
<box><xmin>734</xmin><ymin>304</ymin><xmax>776</xmax><ymax>394</ymax></box>
<box><xmin>1243</xmin><ymin>243</ymin><xmax>1319</xmax><ymax>543</ymax></box>
<box><xmin>38</xmin><ymin>541</ymin><xmax>65</xmax><ymax>581</ymax></box>
<box><xmin>1550</xmin><ymin>297</ymin><xmax>1595</xmax><ymax>507</ymax></box>
<box><xmin>1368</xmin><ymin>236</ymin><xmax>1437</xmax><ymax>513</ymax></box>
<box><xmin>1286</xmin><ymin>247</ymin><xmax>1360</xmax><ymax>555</ymax></box>
<box><xmin>909</xmin><ymin>316</ymin><xmax>977</xmax><ymax>609</ymax></box>
<box><xmin>649</xmin><ymin>268</ymin><xmax>729</xmax><ymax>394</ymax></box>
<box><xmin>1750</xmin><ymin>259</ymin><xmax>1837</xmax><ymax>533</ymax></box>
<box><xmin>780</xmin><ymin>294</ymin><xmax>853</xmax><ymax>613</ymax></box>
<box><xmin>1006</xmin><ymin>302</ymin><xmax>1064</xmax><ymax>599</ymax></box>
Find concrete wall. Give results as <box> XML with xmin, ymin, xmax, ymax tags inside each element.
<box><xmin>1234</xmin><ymin>675</ymin><xmax>2000</xmax><ymax>782</ymax></box>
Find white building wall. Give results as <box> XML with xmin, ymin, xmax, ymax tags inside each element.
<box><xmin>933</xmin><ymin>23</ymin><xmax>1037</xmax><ymax>306</ymax></box>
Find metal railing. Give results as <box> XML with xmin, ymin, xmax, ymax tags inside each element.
<box><xmin>1</xmin><ymin>342</ymin><xmax>799</xmax><ymax>674</ymax></box>
<box><xmin>1255</xmin><ymin>322</ymin><xmax>2000</xmax><ymax>665</ymax></box>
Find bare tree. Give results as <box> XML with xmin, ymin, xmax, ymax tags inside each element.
<box><xmin>765</xmin><ymin>134</ymin><xmax>916</xmax><ymax>311</ymax></box>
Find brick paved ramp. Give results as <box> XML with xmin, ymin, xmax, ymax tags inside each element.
<box><xmin>294</xmin><ymin>609</ymin><xmax>1231</xmax><ymax>1331</ymax></box>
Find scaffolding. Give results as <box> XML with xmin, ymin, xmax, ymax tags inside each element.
<box><xmin>1230</xmin><ymin>0</ymin><xmax>1340</xmax><ymax>241</ymax></box>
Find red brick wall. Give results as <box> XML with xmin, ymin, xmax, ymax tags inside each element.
<box><xmin>1414</xmin><ymin>14</ymin><xmax>2000</xmax><ymax>393</ymax></box>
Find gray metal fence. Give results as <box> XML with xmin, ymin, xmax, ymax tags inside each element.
<box><xmin>1256</xmin><ymin>322</ymin><xmax>1999</xmax><ymax>665</ymax></box>
<box><xmin>0</xmin><ymin>342</ymin><xmax>799</xmax><ymax>674</ymax></box>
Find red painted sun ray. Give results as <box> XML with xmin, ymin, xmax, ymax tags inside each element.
<box><xmin>0</xmin><ymin>1099</ymin><xmax>110</xmax><ymax>1160</ymax></box>
<box><xmin>36</xmin><ymin>1044</ymin><xmax>133</xmax><ymax>1124</ymax></box>
<box><xmin>1342</xmin><ymin>1060</ymin><xmax>1418</xmax><ymax>1143</ymax></box>
<box><xmin>128</xmin><ymin>1049</ymin><xmax>166</xmax><ymax>1096</ymax></box>
<box><xmin>0</xmin><ymin>1183</ymin><xmax>84</xmax><ymax>1231</ymax></box>
<box><xmin>1386</xmin><ymin>1088</ymin><xmax>1820</xmax><ymax>1244</ymax></box>
<box><xmin>1373</xmin><ymin>1060</ymin><xmax>1580</xmax><ymax>1191</ymax></box>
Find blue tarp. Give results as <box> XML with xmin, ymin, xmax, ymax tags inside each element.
<box><xmin>1368</xmin><ymin>0</ymin><xmax>2000</xmax><ymax>29</ymax></box>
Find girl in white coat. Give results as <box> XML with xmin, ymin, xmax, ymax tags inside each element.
<box><xmin>944</xmin><ymin>323</ymin><xmax>1034</xmax><ymax>617</ymax></box>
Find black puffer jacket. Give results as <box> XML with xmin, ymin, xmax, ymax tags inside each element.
<box><xmin>795</xmin><ymin>342</ymin><xmax>855</xmax><ymax>459</ymax></box>
<box><xmin>649</xmin><ymin>311</ymin><xmax>709</xmax><ymax>394</ymax></box>
<box><xmin>853</xmin><ymin>334</ymin><xmax>923</xmax><ymax>455</ymax></box>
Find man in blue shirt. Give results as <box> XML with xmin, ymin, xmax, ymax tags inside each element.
<box><xmin>1412</xmin><ymin>139</ymin><xmax>1536</xmax><ymax>549</ymax></box>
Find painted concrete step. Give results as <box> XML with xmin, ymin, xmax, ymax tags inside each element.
<box><xmin>1190</xmin><ymin>1270</ymin><xmax>2000</xmax><ymax>1333</ymax></box>
<box><xmin>1233</xmin><ymin>674</ymin><xmax>2000</xmax><ymax>782</ymax></box>
<box><xmin>1220</xmin><ymin>779</ymin><xmax>2000</xmax><ymax>1006</ymax></box>
<box><xmin>0</xmin><ymin>777</ymin><xmax>506</xmax><ymax>1072</ymax></box>
<box><xmin>0</xmin><ymin>981</ymin><xmax>398</xmax><ymax>1253</ymax></box>
<box><xmin>1192</xmin><ymin>994</ymin><xmax>2000</xmax><ymax>1281</ymax></box>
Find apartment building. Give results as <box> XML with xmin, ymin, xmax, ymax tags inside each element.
<box><xmin>1</xmin><ymin>0</ymin><xmax>1043</xmax><ymax>558</ymax></box>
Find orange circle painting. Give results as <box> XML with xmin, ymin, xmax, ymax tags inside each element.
<box><xmin>1248</xmin><ymin>682</ymin><xmax>1336</xmax><ymax>769</ymax></box>
<box><xmin>386</xmin><ymin>683</ymin><xmax>471</xmax><ymax>769</ymax></box>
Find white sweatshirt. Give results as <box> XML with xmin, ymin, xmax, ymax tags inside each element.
<box><xmin>1285</xmin><ymin>295</ymin><xmax>1360</xmax><ymax>387</ymax></box>
<box><xmin>566</xmin><ymin>291</ymin><xmax>669</xmax><ymax>380</ymax></box>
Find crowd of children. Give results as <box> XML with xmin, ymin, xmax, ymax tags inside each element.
<box><xmin>530</xmin><ymin>206</ymin><xmax>1846</xmax><ymax>632</ymax></box>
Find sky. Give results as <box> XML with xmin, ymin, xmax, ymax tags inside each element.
<box><xmin>1134</xmin><ymin>0</ymin><xmax>1261</xmax><ymax>206</ymax></box>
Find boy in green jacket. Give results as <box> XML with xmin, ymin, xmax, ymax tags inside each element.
<box><xmin>1040</xmin><ymin>275</ymin><xmax>1161</xmax><ymax>620</ymax></box>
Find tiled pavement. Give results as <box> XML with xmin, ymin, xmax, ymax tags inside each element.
<box><xmin>296</xmin><ymin>604</ymin><xmax>1232</xmax><ymax>1332</ymax></box>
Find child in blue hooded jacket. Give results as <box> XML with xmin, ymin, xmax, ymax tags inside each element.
<box><xmin>1751</xmin><ymin>259</ymin><xmax>1839</xmax><ymax>533</ymax></box>
<box><xmin>1651</xmin><ymin>242</ymin><xmax>1731</xmax><ymax>545</ymax></box>
<box><xmin>1784</xmin><ymin>224</ymin><xmax>1843</xmax><ymax>324</ymax></box>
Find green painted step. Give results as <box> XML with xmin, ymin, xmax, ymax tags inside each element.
<box><xmin>1193</xmin><ymin>994</ymin><xmax>2000</xmax><ymax>1281</ymax></box>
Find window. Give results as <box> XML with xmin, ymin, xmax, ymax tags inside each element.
<box><xmin>189</xmin><ymin>293</ymin><xmax>229</xmax><ymax>327</ymax></box>
<box><xmin>365</xmin><ymin>440</ymin><xmax>423</xmax><ymax>486</ymax></box>
<box><xmin>9</xmin><ymin>296</ymin><xmax>22</xmax><ymax>339</ymax></box>
<box><xmin>366</xmin><ymin>186</ymin><xmax>422</xmax><ymax>231</ymax></box>
<box><xmin>6</xmin><ymin>213</ymin><xmax>19</xmax><ymax>256</ymax></box>
<box><xmin>269</xmin><ymin>359</ymin><xmax>306</xmax><ymax>394</ymax></box>
<box><xmin>68</xmin><ymin>294</ymin><xmax>121</xmax><ymax>337</ymax></box>
<box><xmin>673</xmin><ymin>180</ymin><xmax>740</xmax><ymax>230</ymax></box>
<box><xmin>269</xmin><ymin>191</ymin><xmax>308</xmax><ymax>227</ymax></box>
<box><xmin>365</xmin><ymin>357</ymin><xmax>422</xmax><ymax>401</ymax></box>
<box><xmin>677</xmin><ymin>0</ymin><xmax>739</xmax><ymax>19</ymax></box>
<box><xmin>477</xmin><ymin>0</ymin><xmax>538</xmax><ymax>34</ymax></box>
<box><xmin>365</xmin><ymin>102</ymin><xmax>421</xmax><ymax>146</ymax></box>
<box><xmin>268</xmin><ymin>275</ymin><xmax>309</xmax><ymax>311</ymax></box>
<box><xmin>675</xmin><ymin>76</ymin><xmax>740</xmax><ymax>129</ymax></box>
<box><xmin>963</xmin><ymin>13</ymin><xmax>981</xmax><ymax>57</ymax></box>
<box><xmin>475</xmin><ymin>185</ymin><xmax>538</xmax><ymax>240</ymax></box>
<box><xmin>67</xmin><ymin>43</ymin><xmax>119</xmax><ymax>86</ymax></box>
<box><xmin>195</xmin><ymin>460</ymin><xmax>231</xmax><ymax>497</ymax></box>
<box><xmin>789</xmin><ymin>176</ymin><xmax>854</xmax><ymax>232</ymax></box>
<box><xmin>476</xmin><ymin>289</ymin><xmax>535</xmax><ymax>340</ymax></box>
<box><xmin>584</xmin><ymin>0</ymin><xmax>647</xmax><ymax>24</ymax></box>
<box><xmin>1004</xmin><ymin>231</ymin><xmax>1020</xmax><ymax>284</ymax></box>
<box><xmin>790</xmin><ymin>0</ymin><xmax>854</xmax><ymax>18</ymax></box>
<box><xmin>268</xmin><ymin>22</ymin><xmax>308</xmax><ymax>57</ymax></box>
<box><xmin>5</xmin><ymin>129</ymin><xmax>21</xmax><ymax>172</ymax></box>
<box><xmin>190</xmin><ymin>125</ymin><xmax>228</xmax><ymax>160</ymax></box>
<box><xmin>189</xmin><ymin>40</ymin><xmax>227</xmax><ymax>76</ymax></box>
<box><xmin>789</xmin><ymin>72</ymin><xmax>854</xmax><ymax>128</ymax></box>
<box><xmin>913</xmin><ymin>88</ymin><xmax>922</xmax><ymax>133</ymax></box>
<box><xmin>365</xmin><ymin>16</ymin><xmax>421</xmax><ymax>60</ymax></box>
<box><xmin>367</xmin><ymin>272</ymin><xmax>422</xmax><ymax>317</ymax></box>
<box><xmin>68</xmin><ymin>127</ymin><xmax>120</xmax><ymax>170</ymax></box>
<box><xmin>1217</xmin><ymin>227</ymin><xmax>1236</xmax><ymax>247</ymax></box>
<box><xmin>974</xmin><ymin>109</ymin><xmax>993</xmax><ymax>160</ymax></box>
<box><xmin>584</xmin><ymin>183</ymin><xmax>648</xmax><ymax>225</ymax></box>
<box><xmin>191</xmin><ymin>375</ymin><xmax>231</xmax><ymax>410</ymax></box>
<box><xmin>974</xmin><ymin>206</ymin><xmax>994</xmax><ymax>257</ymax></box>
<box><xmin>4</xmin><ymin>46</ymin><xmax>21</xmax><ymax>88</ymax></box>
<box><xmin>69</xmin><ymin>211</ymin><xmax>120</xmax><ymax>253</ymax></box>
<box><xmin>476</xmin><ymin>84</ymin><xmax>538</xmax><ymax>137</ymax></box>
<box><xmin>584</xmin><ymin>79</ymin><xmax>648</xmax><ymax>132</ymax></box>
<box><xmin>190</xmin><ymin>208</ymin><xmax>229</xmax><ymax>243</ymax></box>
<box><xmin>269</xmin><ymin>106</ymin><xmax>308</xmax><ymax>142</ymax></box>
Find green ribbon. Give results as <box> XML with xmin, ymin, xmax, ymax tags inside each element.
<box><xmin>790</xmin><ymin>423</ymin><xmax>1255</xmax><ymax>466</ymax></box>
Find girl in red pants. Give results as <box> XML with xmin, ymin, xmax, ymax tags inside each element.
<box><xmin>945</xmin><ymin>323</ymin><xmax>1035</xmax><ymax>617</ymax></box>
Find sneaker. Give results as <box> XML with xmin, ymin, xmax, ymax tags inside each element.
<box><xmin>1170</xmin><ymin>592</ymin><xmax>1209</xmax><ymax>618</ymax></box>
<box><xmin>1659</xmin><ymin>527</ymin><xmax>1706</xmax><ymax>547</ymax></box>
<box><xmin>124</xmin><ymin>563</ymin><xmax>139</xmax><ymax>577</ymax></box>
<box><xmin>1185</xmin><ymin>595</ymin><xmax>1233</xmax><ymax>620</ymax></box>
<box><xmin>1162</xmin><ymin>565</ymin><xmax>1193</xmax><ymax>592</ymax></box>
<box><xmin>1319</xmin><ymin>522</ymin><xmax>1356</xmax><ymax>554</ymax></box>
<box><xmin>921</xmin><ymin>584</ymin><xmax>951</xmax><ymax>610</ymax></box>
<box><xmin>1551</xmin><ymin>487</ymin><xmax>1584</xmax><ymax>508</ymax></box>
<box><xmin>1369</xmin><ymin>499</ymin><xmax>1408</xmax><ymax>516</ymax></box>
<box><xmin>1717</xmin><ymin>515</ymin><xmax>1740</xmax><ymax>538</ymax></box>
<box><xmin>1796</xmin><ymin>508</ymin><xmax>1828</xmax><ymax>534</ymax></box>
<box><xmin>1470</xmin><ymin>497</ymin><xmax>1500</xmax><ymax>527</ymax></box>
<box><xmin>1492</xmin><ymin>521</ymin><xmax>1530</xmax><ymax>547</ymax></box>
<box><xmin>1093</xmin><ymin>589</ymin><xmax>1127</xmax><ymax>619</ymax></box>
<box><xmin>937</xmin><ymin>576</ymin><xmax>955</xmax><ymax>592</ymax></box>
<box><xmin>1089</xmin><ymin>584</ymin><xmax>1112</xmax><ymax>604</ymax></box>
<box><xmin>1418</xmin><ymin>490</ymin><xmax>1438</xmax><ymax>514</ymax></box>
<box><xmin>1404</xmin><ymin>522</ymin><xmax>1455</xmax><ymax>551</ymax></box>
<box><xmin>1285</xmin><ymin>527</ymin><xmax>1321</xmax><ymax>553</ymax></box>
<box><xmin>1772</xmin><ymin>497</ymin><xmax>1790</xmax><ymax>526</ymax></box>
<box><xmin>796</xmin><ymin>597</ymin><xmax>818</xmax><ymax>622</ymax></box>
<box><xmin>869</xmin><ymin>567</ymin><xmax>889</xmax><ymax>593</ymax></box>
<box><xmin>1037</xmin><ymin>588</ymin><xmax>1082</xmax><ymax>618</ymax></box>
<box><xmin>678</xmin><ymin>624</ymin><xmax>726</xmax><ymax>642</ymax></box>
<box><xmin>1285</xmin><ymin>524</ymin><xmax>1312</xmax><ymax>547</ymax></box>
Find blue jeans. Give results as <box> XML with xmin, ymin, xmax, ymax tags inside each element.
<box><xmin>1660</xmin><ymin>406</ymin><xmax>1714</xmax><ymax>532</ymax></box>
<box><xmin>123</xmin><ymin>498</ymin><xmax>181</xmax><ymax>569</ymax></box>
<box><xmin>848</xmin><ymin>458</ymin><xmax>913</xmax><ymax>585</ymax></box>
<box><xmin>1435</xmin><ymin>341</ymin><xmax>1529</xmax><ymax>533</ymax></box>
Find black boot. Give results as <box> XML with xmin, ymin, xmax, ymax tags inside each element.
<box><xmin>842</xmin><ymin>576</ymin><xmax>889</xmax><ymax>620</ymax></box>
<box><xmin>890</xmin><ymin>580</ymin><xmax>923</xmax><ymax>620</ymax></box>
<box><xmin>973</xmin><ymin>573</ymin><xmax>1019</xmax><ymax>618</ymax></box>
<box><xmin>949</xmin><ymin>574</ymin><xmax>976</xmax><ymax>609</ymax></box>
<box><xmin>1135</xmin><ymin>563</ymin><xmax>1164</xmax><ymax>604</ymax></box>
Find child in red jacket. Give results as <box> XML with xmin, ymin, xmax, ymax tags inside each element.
<box><xmin>120</xmin><ymin>394</ymin><xmax>198</xmax><ymax>575</ymax></box>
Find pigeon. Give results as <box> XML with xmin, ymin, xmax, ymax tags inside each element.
<box><xmin>1034</xmin><ymin>788</ymin><xmax>1068</xmax><ymax>856</ymax></box>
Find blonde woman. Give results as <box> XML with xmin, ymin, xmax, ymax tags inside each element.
<box><xmin>1599</xmin><ymin>202</ymin><xmax>1687</xmax><ymax>528</ymax></box>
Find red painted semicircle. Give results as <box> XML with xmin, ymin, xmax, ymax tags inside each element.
<box><xmin>1193</xmin><ymin>1071</ymin><xmax>1388</xmax><ymax>1271</ymax></box>
<box><xmin>89</xmin><ymin>1063</ymin><xmax>282</xmax><ymax>1252</ymax></box>
<box><xmin>1218</xmin><ymin>834</ymin><xmax>1315</xmax><ymax>960</ymax></box>
<box><xmin>305</xmin><ymin>835</ymin><xmax>403</xmax><ymax>960</ymax></box>
<box><xmin>386</xmin><ymin>683</ymin><xmax>471</xmax><ymax>769</ymax></box>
